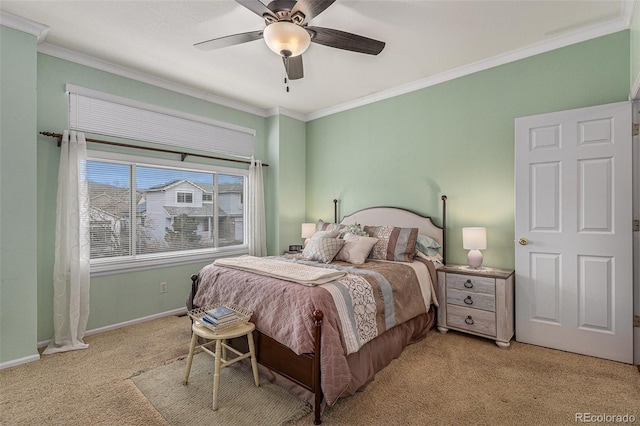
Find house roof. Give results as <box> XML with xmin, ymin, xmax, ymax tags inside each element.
<box><xmin>145</xmin><ymin>179</ymin><xmax>209</xmax><ymax>193</ymax></box>
<box><xmin>163</xmin><ymin>205</ymin><xmax>232</xmax><ymax>218</ymax></box>
<box><xmin>144</xmin><ymin>179</ymin><xmax>241</xmax><ymax>194</ymax></box>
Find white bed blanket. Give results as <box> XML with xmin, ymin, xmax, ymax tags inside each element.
<box><xmin>214</xmin><ymin>255</ymin><xmax>347</xmax><ymax>286</ymax></box>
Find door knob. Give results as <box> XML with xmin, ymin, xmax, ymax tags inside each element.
<box><xmin>518</xmin><ymin>237</ymin><xmax>528</xmax><ymax>246</ymax></box>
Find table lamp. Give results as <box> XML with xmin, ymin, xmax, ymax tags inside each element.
<box><xmin>463</xmin><ymin>227</ymin><xmax>487</xmax><ymax>269</ymax></box>
<box><xmin>301</xmin><ymin>223</ymin><xmax>316</xmax><ymax>247</ymax></box>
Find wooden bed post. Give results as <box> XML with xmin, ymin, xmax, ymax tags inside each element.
<box><xmin>312</xmin><ymin>310</ymin><xmax>324</xmax><ymax>425</ymax></box>
<box><xmin>441</xmin><ymin>195</ymin><xmax>447</xmax><ymax>265</ymax></box>
<box><xmin>188</xmin><ymin>274</ymin><xmax>199</xmax><ymax>311</ymax></box>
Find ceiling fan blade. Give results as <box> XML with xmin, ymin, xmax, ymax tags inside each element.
<box><xmin>194</xmin><ymin>30</ymin><xmax>264</xmax><ymax>51</ymax></box>
<box><xmin>283</xmin><ymin>55</ymin><xmax>304</xmax><ymax>80</ymax></box>
<box><xmin>290</xmin><ymin>0</ymin><xmax>336</xmax><ymax>22</ymax></box>
<box><xmin>236</xmin><ymin>0</ymin><xmax>277</xmax><ymax>19</ymax></box>
<box><xmin>307</xmin><ymin>26</ymin><xmax>385</xmax><ymax>55</ymax></box>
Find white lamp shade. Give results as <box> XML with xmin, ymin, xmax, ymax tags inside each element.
<box><xmin>301</xmin><ymin>223</ymin><xmax>316</xmax><ymax>239</ymax></box>
<box><xmin>263</xmin><ymin>22</ymin><xmax>311</xmax><ymax>57</ymax></box>
<box><xmin>462</xmin><ymin>227</ymin><xmax>487</xmax><ymax>250</ymax></box>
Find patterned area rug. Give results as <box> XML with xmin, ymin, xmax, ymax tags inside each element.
<box><xmin>131</xmin><ymin>352</ymin><xmax>311</xmax><ymax>426</ymax></box>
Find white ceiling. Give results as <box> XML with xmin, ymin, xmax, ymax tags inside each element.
<box><xmin>0</xmin><ymin>1</ymin><xmax>634</xmax><ymax>120</ymax></box>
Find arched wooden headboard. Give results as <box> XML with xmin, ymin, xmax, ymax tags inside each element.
<box><xmin>334</xmin><ymin>195</ymin><xmax>447</xmax><ymax>264</ymax></box>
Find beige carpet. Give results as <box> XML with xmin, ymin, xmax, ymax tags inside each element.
<box><xmin>131</xmin><ymin>352</ymin><xmax>311</xmax><ymax>425</ymax></box>
<box><xmin>293</xmin><ymin>331</ymin><xmax>640</xmax><ymax>425</ymax></box>
<box><xmin>1</xmin><ymin>314</ymin><xmax>638</xmax><ymax>426</ymax></box>
<box><xmin>0</xmin><ymin>315</ymin><xmax>192</xmax><ymax>426</ymax></box>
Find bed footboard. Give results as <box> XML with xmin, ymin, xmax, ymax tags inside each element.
<box><xmin>188</xmin><ymin>274</ymin><xmax>324</xmax><ymax>424</ymax></box>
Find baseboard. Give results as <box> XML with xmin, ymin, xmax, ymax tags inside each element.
<box><xmin>37</xmin><ymin>307</ymin><xmax>187</xmax><ymax>349</ymax></box>
<box><xmin>0</xmin><ymin>353</ymin><xmax>40</xmax><ymax>371</ymax></box>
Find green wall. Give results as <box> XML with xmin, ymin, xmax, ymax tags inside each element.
<box><xmin>276</xmin><ymin>115</ymin><xmax>307</xmax><ymax>253</ymax></box>
<box><xmin>0</xmin><ymin>26</ymin><xmax>39</xmax><ymax>364</ymax></box>
<box><xmin>306</xmin><ymin>31</ymin><xmax>631</xmax><ymax>270</ymax></box>
<box><xmin>264</xmin><ymin>114</ymin><xmax>307</xmax><ymax>255</ymax></box>
<box><xmin>35</xmin><ymin>55</ymin><xmax>277</xmax><ymax>342</ymax></box>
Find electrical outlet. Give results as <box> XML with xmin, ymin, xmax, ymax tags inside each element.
<box><xmin>160</xmin><ymin>282</ymin><xmax>168</xmax><ymax>293</ymax></box>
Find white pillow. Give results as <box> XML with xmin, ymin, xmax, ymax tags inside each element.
<box><xmin>335</xmin><ymin>233</ymin><xmax>379</xmax><ymax>265</ymax></box>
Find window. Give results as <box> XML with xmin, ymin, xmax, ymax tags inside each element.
<box><xmin>86</xmin><ymin>151</ymin><xmax>248</xmax><ymax>274</ymax></box>
<box><xmin>177</xmin><ymin>192</ymin><xmax>193</xmax><ymax>203</ymax></box>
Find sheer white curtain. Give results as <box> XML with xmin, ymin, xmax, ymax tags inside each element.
<box><xmin>44</xmin><ymin>130</ymin><xmax>91</xmax><ymax>355</ymax></box>
<box><xmin>247</xmin><ymin>158</ymin><xmax>266</xmax><ymax>257</ymax></box>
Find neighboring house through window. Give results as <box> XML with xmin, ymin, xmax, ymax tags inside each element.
<box><xmin>67</xmin><ymin>85</ymin><xmax>255</xmax><ymax>275</ymax></box>
<box><xmin>87</xmin><ymin>151</ymin><xmax>248</xmax><ymax>274</ymax></box>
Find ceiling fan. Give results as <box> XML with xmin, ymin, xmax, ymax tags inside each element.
<box><xmin>194</xmin><ymin>0</ymin><xmax>385</xmax><ymax>81</ymax></box>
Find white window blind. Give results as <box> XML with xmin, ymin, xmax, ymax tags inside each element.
<box><xmin>67</xmin><ymin>85</ymin><xmax>255</xmax><ymax>158</ymax></box>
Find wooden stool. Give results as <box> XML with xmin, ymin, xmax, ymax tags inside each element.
<box><xmin>183</xmin><ymin>320</ymin><xmax>259</xmax><ymax>410</ymax></box>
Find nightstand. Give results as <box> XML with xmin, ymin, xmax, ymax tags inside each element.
<box><xmin>436</xmin><ymin>264</ymin><xmax>515</xmax><ymax>348</ymax></box>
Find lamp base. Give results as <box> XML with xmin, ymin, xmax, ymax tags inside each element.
<box><xmin>467</xmin><ymin>249</ymin><xmax>483</xmax><ymax>269</ymax></box>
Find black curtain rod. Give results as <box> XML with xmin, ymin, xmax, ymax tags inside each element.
<box><xmin>39</xmin><ymin>131</ymin><xmax>269</xmax><ymax>167</ymax></box>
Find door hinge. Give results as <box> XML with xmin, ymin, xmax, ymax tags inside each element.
<box><xmin>634</xmin><ymin>123</ymin><xmax>639</xmax><ymax>137</ymax></box>
<box><xmin>634</xmin><ymin>315</ymin><xmax>640</xmax><ymax>328</ymax></box>
<box><xmin>634</xmin><ymin>219</ymin><xmax>640</xmax><ymax>232</ymax></box>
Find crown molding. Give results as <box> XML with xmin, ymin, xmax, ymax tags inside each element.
<box><xmin>20</xmin><ymin>7</ymin><xmax>633</xmax><ymax>124</ymax></box>
<box><xmin>37</xmin><ymin>42</ymin><xmax>269</xmax><ymax>118</ymax></box>
<box><xmin>620</xmin><ymin>0</ymin><xmax>636</xmax><ymax>27</ymax></box>
<box><xmin>0</xmin><ymin>11</ymin><xmax>49</xmax><ymax>42</ymax></box>
<box><xmin>267</xmin><ymin>106</ymin><xmax>307</xmax><ymax>121</ymax></box>
<box><xmin>305</xmin><ymin>16</ymin><xmax>631</xmax><ymax>122</ymax></box>
<box><xmin>37</xmin><ymin>41</ymin><xmax>312</xmax><ymax>122</ymax></box>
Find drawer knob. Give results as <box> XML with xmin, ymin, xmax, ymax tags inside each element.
<box><xmin>464</xmin><ymin>279</ymin><xmax>473</xmax><ymax>288</ymax></box>
<box><xmin>464</xmin><ymin>296</ymin><xmax>473</xmax><ymax>305</ymax></box>
<box><xmin>465</xmin><ymin>316</ymin><xmax>474</xmax><ymax>325</ymax></box>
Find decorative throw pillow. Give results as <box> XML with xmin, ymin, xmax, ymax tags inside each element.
<box><xmin>316</xmin><ymin>219</ymin><xmax>344</xmax><ymax>233</ymax></box>
<box><xmin>416</xmin><ymin>234</ymin><xmax>441</xmax><ymax>257</ymax></box>
<box><xmin>303</xmin><ymin>237</ymin><xmax>345</xmax><ymax>263</ymax></box>
<box><xmin>364</xmin><ymin>225</ymin><xmax>419</xmax><ymax>262</ymax></box>
<box><xmin>335</xmin><ymin>233</ymin><xmax>379</xmax><ymax>265</ymax></box>
<box><xmin>310</xmin><ymin>229</ymin><xmax>340</xmax><ymax>240</ymax></box>
<box><xmin>337</xmin><ymin>223</ymin><xmax>368</xmax><ymax>238</ymax></box>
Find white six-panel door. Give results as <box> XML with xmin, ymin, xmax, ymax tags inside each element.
<box><xmin>515</xmin><ymin>101</ymin><xmax>633</xmax><ymax>363</ymax></box>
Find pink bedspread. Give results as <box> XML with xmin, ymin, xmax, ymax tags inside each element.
<box><xmin>192</xmin><ymin>257</ymin><xmax>435</xmax><ymax>405</ymax></box>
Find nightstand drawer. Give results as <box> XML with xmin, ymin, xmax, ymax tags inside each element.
<box><xmin>446</xmin><ymin>273</ymin><xmax>495</xmax><ymax>294</ymax></box>
<box><xmin>447</xmin><ymin>304</ymin><xmax>496</xmax><ymax>336</ymax></box>
<box><xmin>447</xmin><ymin>288</ymin><xmax>495</xmax><ymax>312</ymax></box>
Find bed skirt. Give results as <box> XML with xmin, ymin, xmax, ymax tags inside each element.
<box><xmin>257</xmin><ymin>307</ymin><xmax>435</xmax><ymax>413</ymax></box>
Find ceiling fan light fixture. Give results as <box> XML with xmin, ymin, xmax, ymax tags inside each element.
<box><xmin>263</xmin><ymin>21</ymin><xmax>311</xmax><ymax>57</ymax></box>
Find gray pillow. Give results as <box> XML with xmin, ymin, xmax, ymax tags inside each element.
<box><xmin>303</xmin><ymin>237</ymin><xmax>345</xmax><ymax>263</ymax></box>
<box><xmin>416</xmin><ymin>234</ymin><xmax>441</xmax><ymax>257</ymax></box>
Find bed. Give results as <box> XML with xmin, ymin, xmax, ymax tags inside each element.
<box><xmin>188</xmin><ymin>196</ymin><xmax>447</xmax><ymax>424</ymax></box>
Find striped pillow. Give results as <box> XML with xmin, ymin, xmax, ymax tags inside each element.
<box><xmin>316</xmin><ymin>219</ymin><xmax>344</xmax><ymax>233</ymax></box>
<box><xmin>364</xmin><ymin>225</ymin><xmax>419</xmax><ymax>262</ymax></box>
